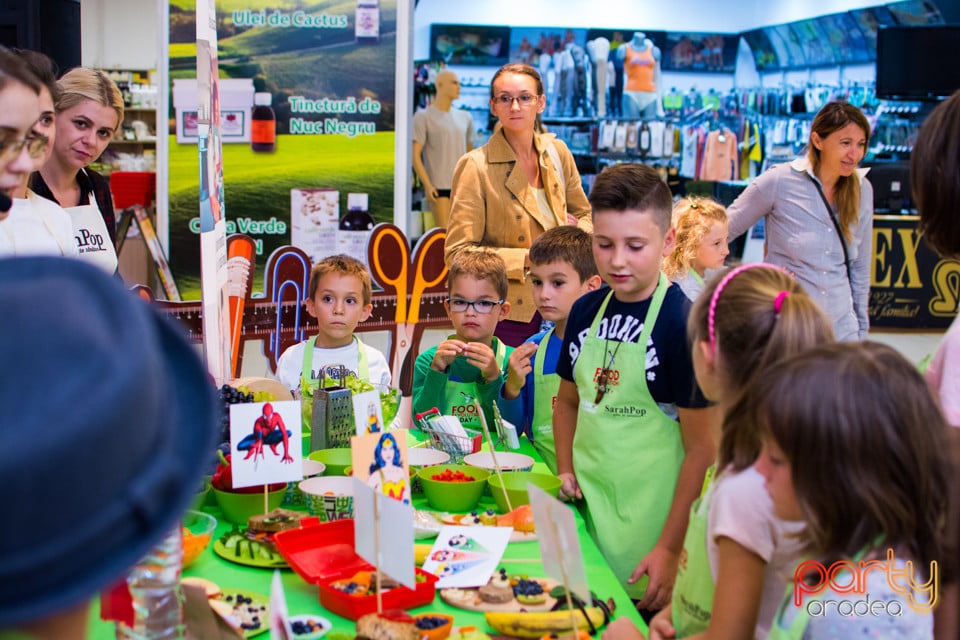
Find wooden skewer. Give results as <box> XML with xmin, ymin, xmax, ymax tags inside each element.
<box><xmin>474</xmin><ymin>400</ymin><xmax>513</xmax><ymax>514</ymax></box>
<box><xmin>374</xmin><ymin>492</ymin><xmax>383</xmax><ymax>614</ymax></box>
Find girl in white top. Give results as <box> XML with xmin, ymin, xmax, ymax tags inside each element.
<box><xmin>753</xmin><ymin>342</ymin><xmax>948</xmax><ymax>639</ymax></box>
<box><xmin>0</xmin><ymin>48</ymin><xmax>42</xmax><ymax>212</ymax></box>
<box><xmin>662</xmin><ymin>197</ymin><xmax>729</xmax><ymax>301</ymax></box>
<box><xmin>0</xmin><ymin>49</ymin><xmax>75</xmax><ymax>258</ymax></box>
<box><xmin>605</xmin><ymin>265</ymin><xmax>835</xmax><ymax>640</ymax></box>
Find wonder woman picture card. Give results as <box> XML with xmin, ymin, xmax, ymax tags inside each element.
<box><xmin>351</xmin><ymin>431</ymin><xmax>411</xmax><ymax>505</ymax></box>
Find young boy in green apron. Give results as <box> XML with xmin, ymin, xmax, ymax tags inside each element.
<box><xmin>553</xmin><ymin>164</ymin><xmax>716</xmax><ymax>615</ymax></box>
<box><xmin>501</xmin><ymin>226</ymin><xmax>601</xmax><ymax>474</ymax></box>
<box><xmin>413</xmin><ymin>250</ymin><xmax>514</xmax><ymax>431</ymax></box>
<box><xmin>275</xmin><ymin>255</ymin><xmax>392</xmax><ymax>425</ymax></box>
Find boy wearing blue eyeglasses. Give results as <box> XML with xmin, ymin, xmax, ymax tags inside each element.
<box><xmin>412</xmin><ymin>250</ymin><xmax>517</xmax><ymax>430</ymax></box>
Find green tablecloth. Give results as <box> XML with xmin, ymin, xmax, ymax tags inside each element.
<box><xmin>87</xmin><ymin>434</ymin><xmax>648</xmax><ymax>638</ymax></box>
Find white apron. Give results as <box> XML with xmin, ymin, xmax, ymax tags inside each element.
<box><xmin>68</xmin><ymin>199</ymin><xmax>118</xmax><ymax>274</ymax></box>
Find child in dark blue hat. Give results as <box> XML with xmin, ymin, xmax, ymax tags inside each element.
<box><xmin>0</xmin><ymin>256</ymin><xmax>220</xmax><ymax>637</ymax></box>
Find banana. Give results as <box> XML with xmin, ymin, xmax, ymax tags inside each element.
<box><xmin>415</xmin><ymin>543</ymin><xmax>432</xmax><ymax>566</ymax></box>
<box><xmin>483</xmin><ymin>607</ymin><xmax>606</xmax><ymax>639</ymax></box>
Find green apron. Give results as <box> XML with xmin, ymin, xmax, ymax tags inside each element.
<box><xmin>300</xmin><ymin>335</ymin><xmax>370</xmax><ymax>433</ymax></box>
<box><xmin>439</xmin><ymin>337</ymin><xmax>507</xmax><ymax>430</ymax></box>
<box><xmin>572</xmin><ymin>273</ymin><xmax>684</xmax><ymax>599</ymax></box>
<box><xmin>531</xmin><ymin>329</ymin><xmax>562</xmax><ymax>474</ymax></box>
<box><xmin>768</xmin><ymin>547</ymin><xmax>870</xmax><ymax>640</ymax></box>
<box><xmin>671</xmin><ymin>466</ymin><xmax>718</xmax><ymax>636</ymax></box>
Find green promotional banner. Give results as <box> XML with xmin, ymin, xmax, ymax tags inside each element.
<box><xmin>168</xmin><ymin>0</ymin><xmax>397</xmax><ymax>298</ymax></box>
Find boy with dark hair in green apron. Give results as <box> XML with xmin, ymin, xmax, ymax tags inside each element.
<box><xmin>553</xmin><ymin>164</ymin><xmax>716</xmax><ymax>617</ymax></box>
<box><xmin>413</xmin><ymin>250</ymin><xmax>515</xmax><ymax>429</ymax></box>
<box><xmin>501</xmin><ymin>226</ymin><xmax>601</xmax><ymax>474</ymax></box>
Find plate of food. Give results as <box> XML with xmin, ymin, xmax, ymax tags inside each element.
<box><xmin>440</xmin><ymin>570</ymin><xmax>558</xmax><ymax>612</ymax></box>
<box><xmin>287</xmin><ymin>613</ymin><xmax>333</xmax><ymax>639</ymax></box>
<box><xmin>184</xmin><ymin>578</ymin><xmax>271</xmax><ymax>638</ymax></box>
<box><xmin>438</xmin><ymin>505</ymin><xmax>537</xmax><ymax>542</ymax></box>
<box><xmin>213</xmin><ymin>525</ymin><xmax>289</xmax><ymax>568</ymax></box>
<box><xmin>212</xmin><ymin>588</ymin><xmax>270</xmax><ymax>637</ymax></box>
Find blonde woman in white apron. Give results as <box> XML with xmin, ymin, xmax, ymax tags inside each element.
<box><xmin>1</xmin><ymin>49</ymin><xmax>75</xmax><ymax>258</ymax></box>
<box><xmin>32</xmin><ymin>67</ymin><xmax>122</xmax><ymax>273</ymax></box>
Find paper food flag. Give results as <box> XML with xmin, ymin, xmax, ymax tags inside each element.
<box><xmin>428</xmin><ymin>548</ymin><xmax>486</xmax><ymax>563</ymax></box>
<box><xmin>423</xmin><ymin>525</ymin><xmax>513</xmax><ymax>589</ymax></box>
<box><xmin>529</xmin><ymin>484</ymin><xmax>590</xmax><ymax>604</ymax></box>
<box><xmin>353</xmin><ymin>478</ymin><xmax>416</xmax><ymax>588</ymax></box>
<box><xmin>352</xmin><ymin>389</ymin><xmax>384</xmax><ymax>435</ymax></box>
<box><xmin>269</xmin><ymin>569</ymin><xmax>293</xmax><ymax>640</ymax></box>
<box><xmin>350</xmin><ymin>432</ymin><xmax>411</xmax><ymax>505</ymax></box>
<box><xmin>229</xmin><ymin>400</ymin><xmax>302</xmax><ymax>488</ymax></box>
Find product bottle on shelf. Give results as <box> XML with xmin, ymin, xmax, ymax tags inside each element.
<box><xmin>355</xmin><ymin>0</ymin><xmax>380</xmax><ymax>44</ymax></box>
<box><xmin>625</xmin><ymin>122</ymin><xmax>639</xmax><ymax>150</ymax></box>
<box><xmin>639</xmin><ymin>121</ymin><xmax>652</xmax><ymax>157</ymax></box>
<box><xmin>337</xmin><ymin>193</ymin><xmax>376</xmax><ymax>265</ymax></box>
<box><xmin>251</xmin><ymin>92</ymin><xmax>276</xmax><ymax>152</ymax></box>
<box><xmin>115</xmin><ymin>525</ymin><xmax>185</xmax><ymax>639</ymax></box>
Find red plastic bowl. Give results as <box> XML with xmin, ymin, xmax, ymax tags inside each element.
<box><xmin>274</xmin><ymin>519</ymin><xmax>438</xmax><ymax>620</ymax></box>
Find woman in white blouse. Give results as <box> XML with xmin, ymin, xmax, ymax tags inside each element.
<box><xmin>726</xmin><ymin>101</ymin><xmax>873</xmax><ymax>341</ymax></box>
<box><xmin>0</xmin><ymin>50</ymin><xmax>75</xmax><ymax>258</ymax></box>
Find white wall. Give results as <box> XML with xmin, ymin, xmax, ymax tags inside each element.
<box><xmin>81</xmin><ymin>0</ymin><xmax>160</xmax><ymax>69</ymax></box>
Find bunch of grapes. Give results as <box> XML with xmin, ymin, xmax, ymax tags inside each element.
<box><xmin>217</xmin><ymin>384</ymin><xmax>255</xmax><ymax>444</ymax></box>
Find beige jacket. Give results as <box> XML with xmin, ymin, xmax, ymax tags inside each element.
<box><xmin>444</xmin><ymin>127</ymin><xmax>593</xmax><ymax>322</ymax></box>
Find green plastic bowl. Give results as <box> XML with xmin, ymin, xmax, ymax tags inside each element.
<box><xmin>487</xmin><ymin>471</ymin><xmax>562</xmax><ymax>513</ymax></box>
<box><xmin>417</xmin><ymin>464</ymin><xmax>491</xmax><ymax>512</ymax></box>
<box><xmin>307</xmin><ymin>448</ymin><xmax>353</xmax><ymax>477</ymax></box>
<box><xmin>191</xmin><ymin>475</ymin><xmax>212</xmax><ymax>511</ymax></box>
<box><xmin>213</xmin><ymin>485</ymin><xmax>286</xmax><ymax>524</ymax></box>
<box><xmin>182</xmin><ymin>510</ymin><xmax>217</xmax><ymax>567</ymax></box>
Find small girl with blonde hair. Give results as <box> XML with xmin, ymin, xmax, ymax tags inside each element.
<box><xmin>663</xmin><ymin>197</ymin><xmax>730</xmax><ymax>300</ymax></box>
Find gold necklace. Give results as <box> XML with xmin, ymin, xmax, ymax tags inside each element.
<box><xmin>595</xmin><ymin>337</ymin><xmax>624</xmax><ymax>404</ymax></box>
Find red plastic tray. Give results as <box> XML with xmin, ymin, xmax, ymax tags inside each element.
<box><xmin>274</xmin><ymin>518</ymin><xmax>437</xmax><ymax>620</ymax></box>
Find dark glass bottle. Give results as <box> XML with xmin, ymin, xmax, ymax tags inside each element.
<box><xmin>251</xmin><ymin>92</ymin><xmax>276</xmax><ymax>152</ymax></box>
<box><xmin>337</xmin><ymin>193</ymin><xmax>376</xmax><ymax>265</ymax></box>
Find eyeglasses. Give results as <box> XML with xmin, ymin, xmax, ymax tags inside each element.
<box><xmin>0</xmin><ymin>133</ymin><xmax>48</xmax><ymax>161</ymax></box>
<box><xmin>445</xmin><ymin>297</ymin><xmax>505</xmax><ymax>314</ymax></box>
<box><xmin>492</xmin><ymin>93</ymin><xmax>539</xmax><ymax>107</ymax></box>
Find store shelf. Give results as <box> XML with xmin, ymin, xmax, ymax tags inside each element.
<box><xmin>101</xmin><ymin>68</ymin><xmax>158</xmax><ymax>175</ymax></box>
<box><xmin>110</xmin><ymin>138</ymin><xmax>157</xmax><ymax>146</ymax></box>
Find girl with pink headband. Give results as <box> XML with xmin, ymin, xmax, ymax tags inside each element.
<box><xmin>605</xmin><ymin>263</ymin><xmax>834</xmax><ymax>640</ymax></box>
